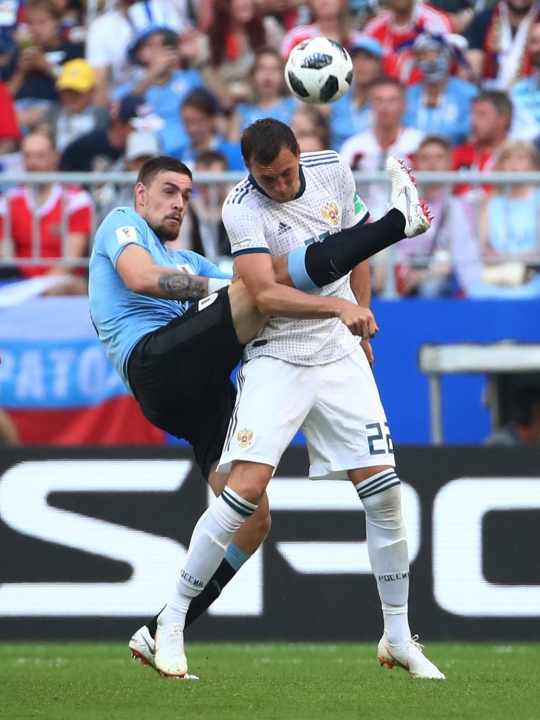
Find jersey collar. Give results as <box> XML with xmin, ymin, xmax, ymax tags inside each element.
<box><xmin>247</xmin><ymin>165</ymin><xmax>306</xmax><ymax>202</ymax></box>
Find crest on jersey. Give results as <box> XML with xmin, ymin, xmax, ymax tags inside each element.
<box><xmin>237</xmin><ymin>429</ymin><xmax>253</xmax><ymax>449</ymax></box>
<box><xmin>321</xmin><ymin>201</ymin><xmax>339</xmax><ymax>227</ymax></box>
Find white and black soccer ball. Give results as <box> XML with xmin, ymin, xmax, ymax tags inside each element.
<box><xmin>284</xmin><ymin>37</ymin><xmax>353</xmax><ymax>105</ymax></box>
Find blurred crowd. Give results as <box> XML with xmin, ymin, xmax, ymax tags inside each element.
<box><xmin>1</xmin><ymin>0</ymin><xmax>540</xmax><ymax>298</ymax></box>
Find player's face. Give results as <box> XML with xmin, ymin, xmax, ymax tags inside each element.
<box><xmin>247</xmin><ymin>146</ymin><xmax>301</xmax><ymax>204</ymax></box>
<box><xmin>137</xmin><ymin>170</ymin><xmax>193</xmax><ymax>243</ymax></box>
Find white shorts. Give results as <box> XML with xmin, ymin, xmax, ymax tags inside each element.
<box><xmin>218</xmin><ymin>348</ymin><xmax>395</xmax><ymax>480</ymax></box>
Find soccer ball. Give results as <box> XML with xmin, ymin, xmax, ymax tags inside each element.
<box><xmin>285</xmin><ymin>37</ymin><xmax>353</xmax><ymax>105</ymax></box>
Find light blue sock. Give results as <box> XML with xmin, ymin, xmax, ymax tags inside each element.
<box><xmin>224</xmin><ymin>543</ymin><xmax>251</xmax><ymax>571</ymax></box>
<box><xmin>287</xmin><ymin>245</ymin><xmax>319</xmax><ymax>291</ymax></box>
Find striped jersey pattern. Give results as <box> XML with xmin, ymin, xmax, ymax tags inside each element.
<box><xmin>356</xmin><ymin>469</ymin><xmax>401</xmax><ymax>500</ymax></box>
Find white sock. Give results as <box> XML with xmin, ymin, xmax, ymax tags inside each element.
<box><xmin>356</xmin><ymin>473</ymin><xmax>411</xmax><ymax>645</ymax></box>
<box><xmin>160</xmin><ymin>488</ymin><xmax>257</xmax><ymax>628</ymax></box>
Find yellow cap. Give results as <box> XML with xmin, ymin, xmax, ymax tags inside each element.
<box><xmin>56</xmin><ymin>59</ymin><xmax>97</xmax><ymax>94</ymax></box>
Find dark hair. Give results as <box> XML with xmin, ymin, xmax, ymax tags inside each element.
<box><xmin>473</xmin><ymin>90</ymin><xmax>513</xmax><ymax>122</ymax></box>
<box><xmin>369</xmin><ymin>76</ymin><xmax>405</xmax><ymax>95</ymax></box>
<box><xmin>136</xmin><ymin>156</ymin><xmax>192</xmax><ymax>187</ymax></box>
<box><xmin>26</xmin><ymin>0</ymin><xmax>63</xmax><ymax>21</ymax></box>
<box><xmin>208</xmin><ymin>0</ymin><xmax>266</xmax><ymax>68</ymax></box>
<box><xmin>509</xmin><ymin>387</ymin><xmax>540</xmax><ymax>426</ymax></box>
<box><xmin>195</xmin><ymin>149</ymin><xmax>228</xmax><ymax>169</ymax></box>
<box><xmin>182</xmin><ymin>88</ymin><xmax>221</xmax><ymax>116</ymax></box>
<box><xmin>241</xmin><ymin>119</ymin><xmax>299</xmax><ymax>164</ymax></box>
<box><xmin>418</xmin><ymin>134</ymin><xmax>451</xmax><ymax>153</ymax></box>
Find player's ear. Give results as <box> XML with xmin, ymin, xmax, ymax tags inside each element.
<box><xmin>134</xmin><ymin>181</ymin><xmax>146</xmax><ymax>207</ymax></box>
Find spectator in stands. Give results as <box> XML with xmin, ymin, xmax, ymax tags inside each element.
<box><xmin>59</xmin><ymin>95</ymin><xmax>155</xmax><ymax>171</ymax></box>
<box><xmin>394</xmin><ymin>135</ymin><xmax>481</xmax><ymax>296</ymax></box>
<box><xmin>452</xmin><ymin>90</ymin><xmax>512</xmax><ymax>196</ymax></box>
<box><xmin>281</xmin><ymin>0</ymin><xmax>354</xmax><ymax>58</ymax></box>
<box><xmin>329</xmin><ymin>34</ymin><xmax>382</xmax><ymax>150</ymax></box>
<box><xmin>0</xmin><ymin>128</ymin><xmax>92</xmax><ymax>294</ymax></box>
<box><xmin>364</xmin><ymin>0</ymin><xmax>452</xmax><ymax>85</ymax></box>
<box><xmin>466</xmin><ymin>0</ymin><xmax>540</xmax><ymax>91</ymax></box>
<box><xmin>53</xmin><ymin>0</ymin><xmax>86</xmax><ymax>44</ymax></box>
<box><xmin>42</xmin><ymin>59</ymin><xmax>108</xmax><ymax>152</ymax></box>
<box><xmin>468</xmin><ymin>140</ymin><xmax>540</xmax><ymax>298</ymax></box>
<box><xmin>171</xmin><ymin>88</ymin><xmax>244</xmax><ymax>170</ymax></box>
<box><xmin>204</xmin><ymin>0</ymin><xmax>284</xmax><ymax>108</ymax></box>
<box><xmin>291</xmin><ymin>103</ymin><xmax>331</xmax><ymax>150</ymax></box>
<box><xmin>484</xmin><ymin>386</ymin><xmax>540</xmax><ymax>445</ymax></box>
<box><xmin>176</xmin><ymin>150</ymin><xmax>232</xmax><ymax>259</ymax></box>
<box><xmin>227</xmin><ymin>48</ymin><xmax>297</xmax><ymax>141</ymax></box>
<box><xmin>94</xmin><ymin>131</ymin><xmax>161</xmax><ymax>222</ymax></box>
<box><xmin>85</xmin><ymin>0</ymin><xmax>190</xmax><ymax>105</ymax></box>
<box><xmin>511</xmin><ymin>20</ymin><xmax>540</xmax><ymax>139</ymax></box>
<box><xmin>0</xmin><ymin>0</ymin><xmax>25</xmax><ymax>61</ymax></box>
<box><xmin>404</xmin><ymin>32</ymin><xmax>478</xmax><ymax>146</ymax></box>
<box><xmin>340</xmin><ymin>77</ymin><xmax>424</xmax><ymax>218</ymax></box>
<box><xmin>3</xmin><ymin>0</ymin><xmax>84</xmax><ymax>130</ymax></box>
<box><xmin>116</xmin><ymin>25</ymin><xmax>203</xmax><ymax>156</ymax></box>
<box><xmin>0</xmin><ymin>79</ymin><xmax>20</xmax><ymax>155</ymax></box>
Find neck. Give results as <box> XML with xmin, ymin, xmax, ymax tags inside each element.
<box><xmin>375</xmin><ymin>124</ymin><xmax>399</xmax><ymax>147</ymax></box>
<box><xmin>393</xmin><ymin>6</ymin><xmax>413</xmax><ymax>25</ymax></box>
<box><xmin>476</xmin><ymin>136</ymin><xmax>504</xmax><ymax>153</ymax></box>
<box><xmin>34</xmin><ymin>183</ymin><xmax>53</xmax><ymax>207</ymax></box>
<box><xmin>318</xmin><ymin>17</ymin><xmax>340</xmax><ymax>35</ymax></box>
<box><xmin>509</xmin><ymin>184</ymin><xmax>532</xmax><ymax>198</ymax></box>
<box><xmin>425</xmin><ymin>79</ymin><xmax>446</xmax><ymax>103</ymax></box>
<box><xmin>508</xmin><ymin>7</ymin><xmax>531</xmax><ymax>27</ymax></box>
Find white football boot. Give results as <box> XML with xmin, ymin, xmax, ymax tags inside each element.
<box><xmin>377</xmin><ymin>634</ymin><xmax>446</xmax><ymax>679</ymax></box>
<box><xmin>154</xmin><ymin>618</ymin><xmax>190</xmax><ymax>678</ymax></box>
<box><xmin>129</xmin><ymin>625</ymin><xmax>199</xmax><ymax>680</ymax></box>
<box><xmin>386</xmin><ymin>156</ymin><xmax>433</xmax><ymax>238</ymax></box>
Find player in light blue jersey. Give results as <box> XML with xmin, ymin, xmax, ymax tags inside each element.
<box><xmin>90</xmin><ymin>149</ymin><xmax>433</xmax><ymax>678</ymax></box>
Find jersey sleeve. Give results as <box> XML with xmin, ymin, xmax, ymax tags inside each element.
<box><xmin>96</xmin><ymin>210</ymin><xmax>148</xmax><ymax>267</ymax></box>
<box><xmin>222</xmin><ymin>200</ymin><xmax>270</xmax><ymax>257</ymax></box>
<box><xmin>338</xmin><ymin>153</ymin><xmax>369</xmax><ymax>230</ymax></box>
<box><xmin>174</xmin><ymin>250</ymin><xmax>232</xmax><ymax>279</ymax></box>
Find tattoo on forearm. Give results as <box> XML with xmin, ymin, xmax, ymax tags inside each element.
<box><xmin>158</xmin><ymin>273</ymin><xmax>206</xmax><ymax>300</ymax></box>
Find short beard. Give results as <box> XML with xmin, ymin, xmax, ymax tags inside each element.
<box><xmin>150</xmin><ymin>220</ymin><xmax>181</xmax><ymax>244</ymax></box>
<box><xmin>507</xmin><ymin>0</ymin><xmax>533</xmax><ymax>16</ymax></box>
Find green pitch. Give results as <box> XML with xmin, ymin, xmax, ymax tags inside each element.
<box><xmin>1</xmin><ymin>642</ymin><xmax>540</xmax><ymax>720</ymax></box>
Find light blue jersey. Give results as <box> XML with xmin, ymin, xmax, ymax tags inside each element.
<box><xmin>89</xmin><ymin>206</ymin><xmax>230</xmax><ymax>390</ymax></box>
<box><xmin>404</xmin><ymin>77</ymin><xmax>478</xmax><ymax>147</ymax></box>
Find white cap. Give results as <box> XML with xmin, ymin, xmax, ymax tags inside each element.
<box><xmin>125</xmin><ymin>131</ymin><xmax>160</xmax><ymax>161</ymax></box>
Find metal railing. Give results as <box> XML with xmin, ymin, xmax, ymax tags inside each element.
<box><xmin>1</xmin><ymin>170</ymin><xmax>540</xmax><ymax>297</ymax></box>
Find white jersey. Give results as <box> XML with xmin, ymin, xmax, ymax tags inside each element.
<box><xmin>223</xmin><ymin>150</ymin><xmax>369</xmax><ymax>365</ymax></box>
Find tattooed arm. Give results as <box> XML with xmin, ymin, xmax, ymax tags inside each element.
<box><xmin>116</xmin><ymin>244</ymin><xmax>209</xmax><ymax>300</ymax></box>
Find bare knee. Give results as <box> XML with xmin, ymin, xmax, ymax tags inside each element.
<box><xmin>227</xmin><ymin>461</ymin><xmax>273</xmax><ymax>505</ymax></box>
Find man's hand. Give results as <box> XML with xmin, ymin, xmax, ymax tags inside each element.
<box><xmin>337</xmin><ymin>303</ymin><xmax>378</xmax><ymax>339</ymax></box>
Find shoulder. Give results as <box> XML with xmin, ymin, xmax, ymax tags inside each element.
<box><xmin>64</xmin><ymin>185</ymin><xmax>93</xmax><ymax>211</ymax></box>
<box><xmin>224</xmin><ymin>177</ymin><xmax>255</xmax><ymax>208</ymax></box>
<box><xmin>419</xmin><ymin>2</ymin><xmax>452</xmax><ymax>24</ymax></box>
<box><xmin>449</xmin><ymin>76</ymin><xmax>479</xmax><ymax>96</ymax></box>
<box><xmin>300</xmin><ymin>150</ymin><xmax>341</xmax><ymax>168</ymax></box>
<box><xmin>466</xmin><ymin>7</ymin><xmax>494</xmax><ymax>42</ymax></box>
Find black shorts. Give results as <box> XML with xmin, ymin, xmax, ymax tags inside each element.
<box><xmin>127</xmin><ymin>287</ymin><xmax>244</xmax><ymax>479</ymax></box>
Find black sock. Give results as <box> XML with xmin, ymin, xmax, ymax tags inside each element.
<box><xmin>304</xmin><ymin>209</ymin><xmax>406</xmax><ymax>288</ymax></box>
<box><xmin>146</xmin><ymin>559</ymin><xmax>238</xmax><ymax>638</ymax></box>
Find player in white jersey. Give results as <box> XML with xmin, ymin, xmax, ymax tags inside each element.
<box><xmin>152</xmin><ymin>120</ymin><xmax>445</xmax><ymax>681</ymax></box>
